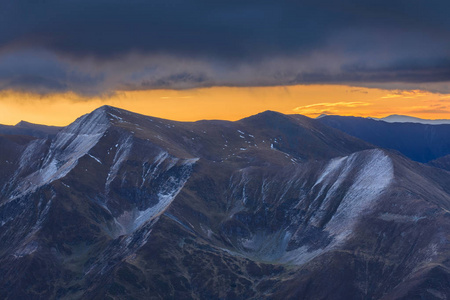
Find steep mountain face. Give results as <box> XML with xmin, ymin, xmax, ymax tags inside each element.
<box><xmin>317</xmin><ymin>115</ymin><xmax>450</xmax><ymax>163</ymax></box>
<box><xmin>1</xmin><ymin>106</ymin><xmax>450</xmax><ymax>299</ymax></box>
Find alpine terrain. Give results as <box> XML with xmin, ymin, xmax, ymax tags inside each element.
<box><xmin>1</xmin><ymin>106</ymin><xmax>450</xmax><ymax>299</ymax></box>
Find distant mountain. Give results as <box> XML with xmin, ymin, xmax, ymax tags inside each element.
<box><xmin>373</xmin><ymin>114</ymin><xmax>450</xmax><ymax>125</ymax></box>
<box><xmin>317</xmin><ymin>115</ymin><xmax>450</xmax><ymax>163</ymax></box>
<box><xmin>0</xmin><ymin>121</ymin><xmax>61</xmax><ymax>138</ymax></box>
<box><xmin>1</xmin><ymin>106</ymin><xmax>450</xmax><ymax>299</ymax></box>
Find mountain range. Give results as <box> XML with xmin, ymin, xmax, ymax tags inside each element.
<box><xmin>374</xmin><ymin>115</ymin><xmax>450</xmax><ymax>125</ymax></box>
<box><xmin>317</xmin><ymin>115</ymin><xmax>450</xmax><ymax>166</ymax></box>
<box><xmin>1</xmin><ymin>106</ymin><xmax>450</xmax><ymax>299</ymax></box>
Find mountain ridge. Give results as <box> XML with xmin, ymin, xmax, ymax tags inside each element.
<box><xmin>0</xmin><ymin>106</ymin><xmax>450</xmax><ymax>299</ymax></box>
<box><xmin>375</xmin><ymin>114</ymin><xmax>450</xmax><ymax>125</ymax></box>
<box><xmin>0</xmin><ymin>120</ymin><xmax>61</xmax><ymax>139</ymax></box>
<box><xmin>315</xmin><ymin>113</ymin><xmax>450</xmax><ymax>125</ymax></box>
<box><xmin>317</xmin><ymin>114</ymin><xmax>450</xmax><ymax>163</ymax></box>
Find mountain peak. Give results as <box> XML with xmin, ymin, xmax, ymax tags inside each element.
<box><xmin>15</xmin><ymin>120</ymin><xmax>32</xmax><ymax>127</ymax></box>
<box><xmin>15</xmin><ymin>120</ymin><xmax>61</xmax><ymax>130</ymax></box>
<box><xmin>61</xmin><ymin>105</ymin><xmax>114</xmax><ymax>137</ymax></box>
<box><xmin>239</xmin><ymin>110</ymin><xmax>292</xmax><ymax>125</ymax></box>
<box><xmin>91</xmin><ymin>105</ymin><xmax>123</xmax><ymax>116</ymax></box>
<box><xmin>254</xmin><ymin>110</ymin><xmax>286</xmax><ymax>118</ymax></box>
<box><xmin>9</xmin><ymin>120</ymin><xmax>62</xmax><ymax>137</ymax></box>
<box><xmin>259</xmin><ymin>109</ymin><xmax>283</xmax><ymax>116</ymax></box>
<box><xmin>90</xmin><ymin>105</ymin><xmax>145</xmax><ymax>126</ymax></box>
<box><xmin>95</xmin><ymin>104</ymin><xmax>121</xmax><ymax>113</ymax></box>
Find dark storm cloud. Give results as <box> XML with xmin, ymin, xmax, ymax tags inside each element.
<box><xmin>290</xmin><ymin>59</ymin><xmax>450</xmax><ymax>84</ymax></box>
<box><xmin>0</xmin><ymin>0</ymin><xmax>337</xmax><ymax>59</ymax></box>
<box><xmin>1</xmin><ymin>0</ymin><xmax>450</xmax><ymax>94</ymax></box>
<box><xmin>0</xmin><ymin>51</ymin><xmax>105</xmax><ymax>94</ymax></box>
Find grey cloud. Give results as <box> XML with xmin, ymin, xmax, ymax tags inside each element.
<box><xmin>1</xmin><ymin>1</ymin><xmax>450</xmax><ymax>94</ymax></box>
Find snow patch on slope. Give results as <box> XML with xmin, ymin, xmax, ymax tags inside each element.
<box><xmin>141</xmin><ymin>151</ymin><xmax>169</xmax><ymax>187</ymax></box>
<box><xmin>314</xmin><ymin>156</ymin><xmax>347</xmax><ymax>187</ymax></box>
<box><xmin>10</xmin><ymin>108</ymin><xmax>110</xmax><ymax>199</ymax></box>
<box><xmin>280</xmin><ymin>149</ymin><xmax>394</xmax><ymax>265</ymax></box>
<box><xmin>105</xmin><ymin>134</ymin><xmax>133</xmax><ymax>192</ymax></box>
<box><xmin>280</xmin><ymin>245</ymin><xmax>327</xmax><ymax>265</ymax></box>
<box><xmin>240</xmin><ymin>231</ymin><xmax>292</xmax><ymax>261</ymax></box>
<box><xmin>113</xmin><ymin>157</ymin><xmax>198</xmax><ymax>236</ymax></box>
<box><xmin>14</xmin><ymin>240</ymin><xmax>39</xmax><ymax>258</ymax></box>
<box><xmin>325</xmin><ymin>149</ymin><xmax>394</xmax><ymax>242</ymax></box>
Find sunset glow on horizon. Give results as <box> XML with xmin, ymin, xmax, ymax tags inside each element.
<box><xmin>3</xmin><ymin>1</ymin><xmax>450</xmax><ymax>127</ymax></box>
<box><xmin>2</xmin><ymin>85</ymin><xmax>450</xmax><ymax>126</ymax></box>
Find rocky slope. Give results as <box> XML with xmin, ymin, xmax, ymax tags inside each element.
<box><xmin>1</xmin><ymin>106</ymin><xmax>450</xmax><ymax>299</ymax></box>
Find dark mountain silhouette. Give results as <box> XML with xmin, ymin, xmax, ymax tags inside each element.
<box><xmin>0</xmin><ymin>106</ymin><xmax>450</xmax><ymax>299</ymax></box>
<box><xmin>376</xmin><ymin>114</ymin><xmax>450</xmax><ymax>125</ymax></box>
<box><xmin>317</xmin><ymin>115</ymin><xmax>450</xmax><ymax>163</ymax></box>
<box><xmin>0</xmin><ymin>121</ymin><xmax>61</xmax><ymax>139</ymax></box>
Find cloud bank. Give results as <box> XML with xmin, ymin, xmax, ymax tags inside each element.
<box><xmin>1</xmin><ymin>0</ymin><xmax>450</xmax><ymax>94</ymax></box>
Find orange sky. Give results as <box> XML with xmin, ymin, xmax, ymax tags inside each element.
<box><xmin>1</xmin><ymin>85</ymin><xmax>450</xmax><ymax>126</ymax></box>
